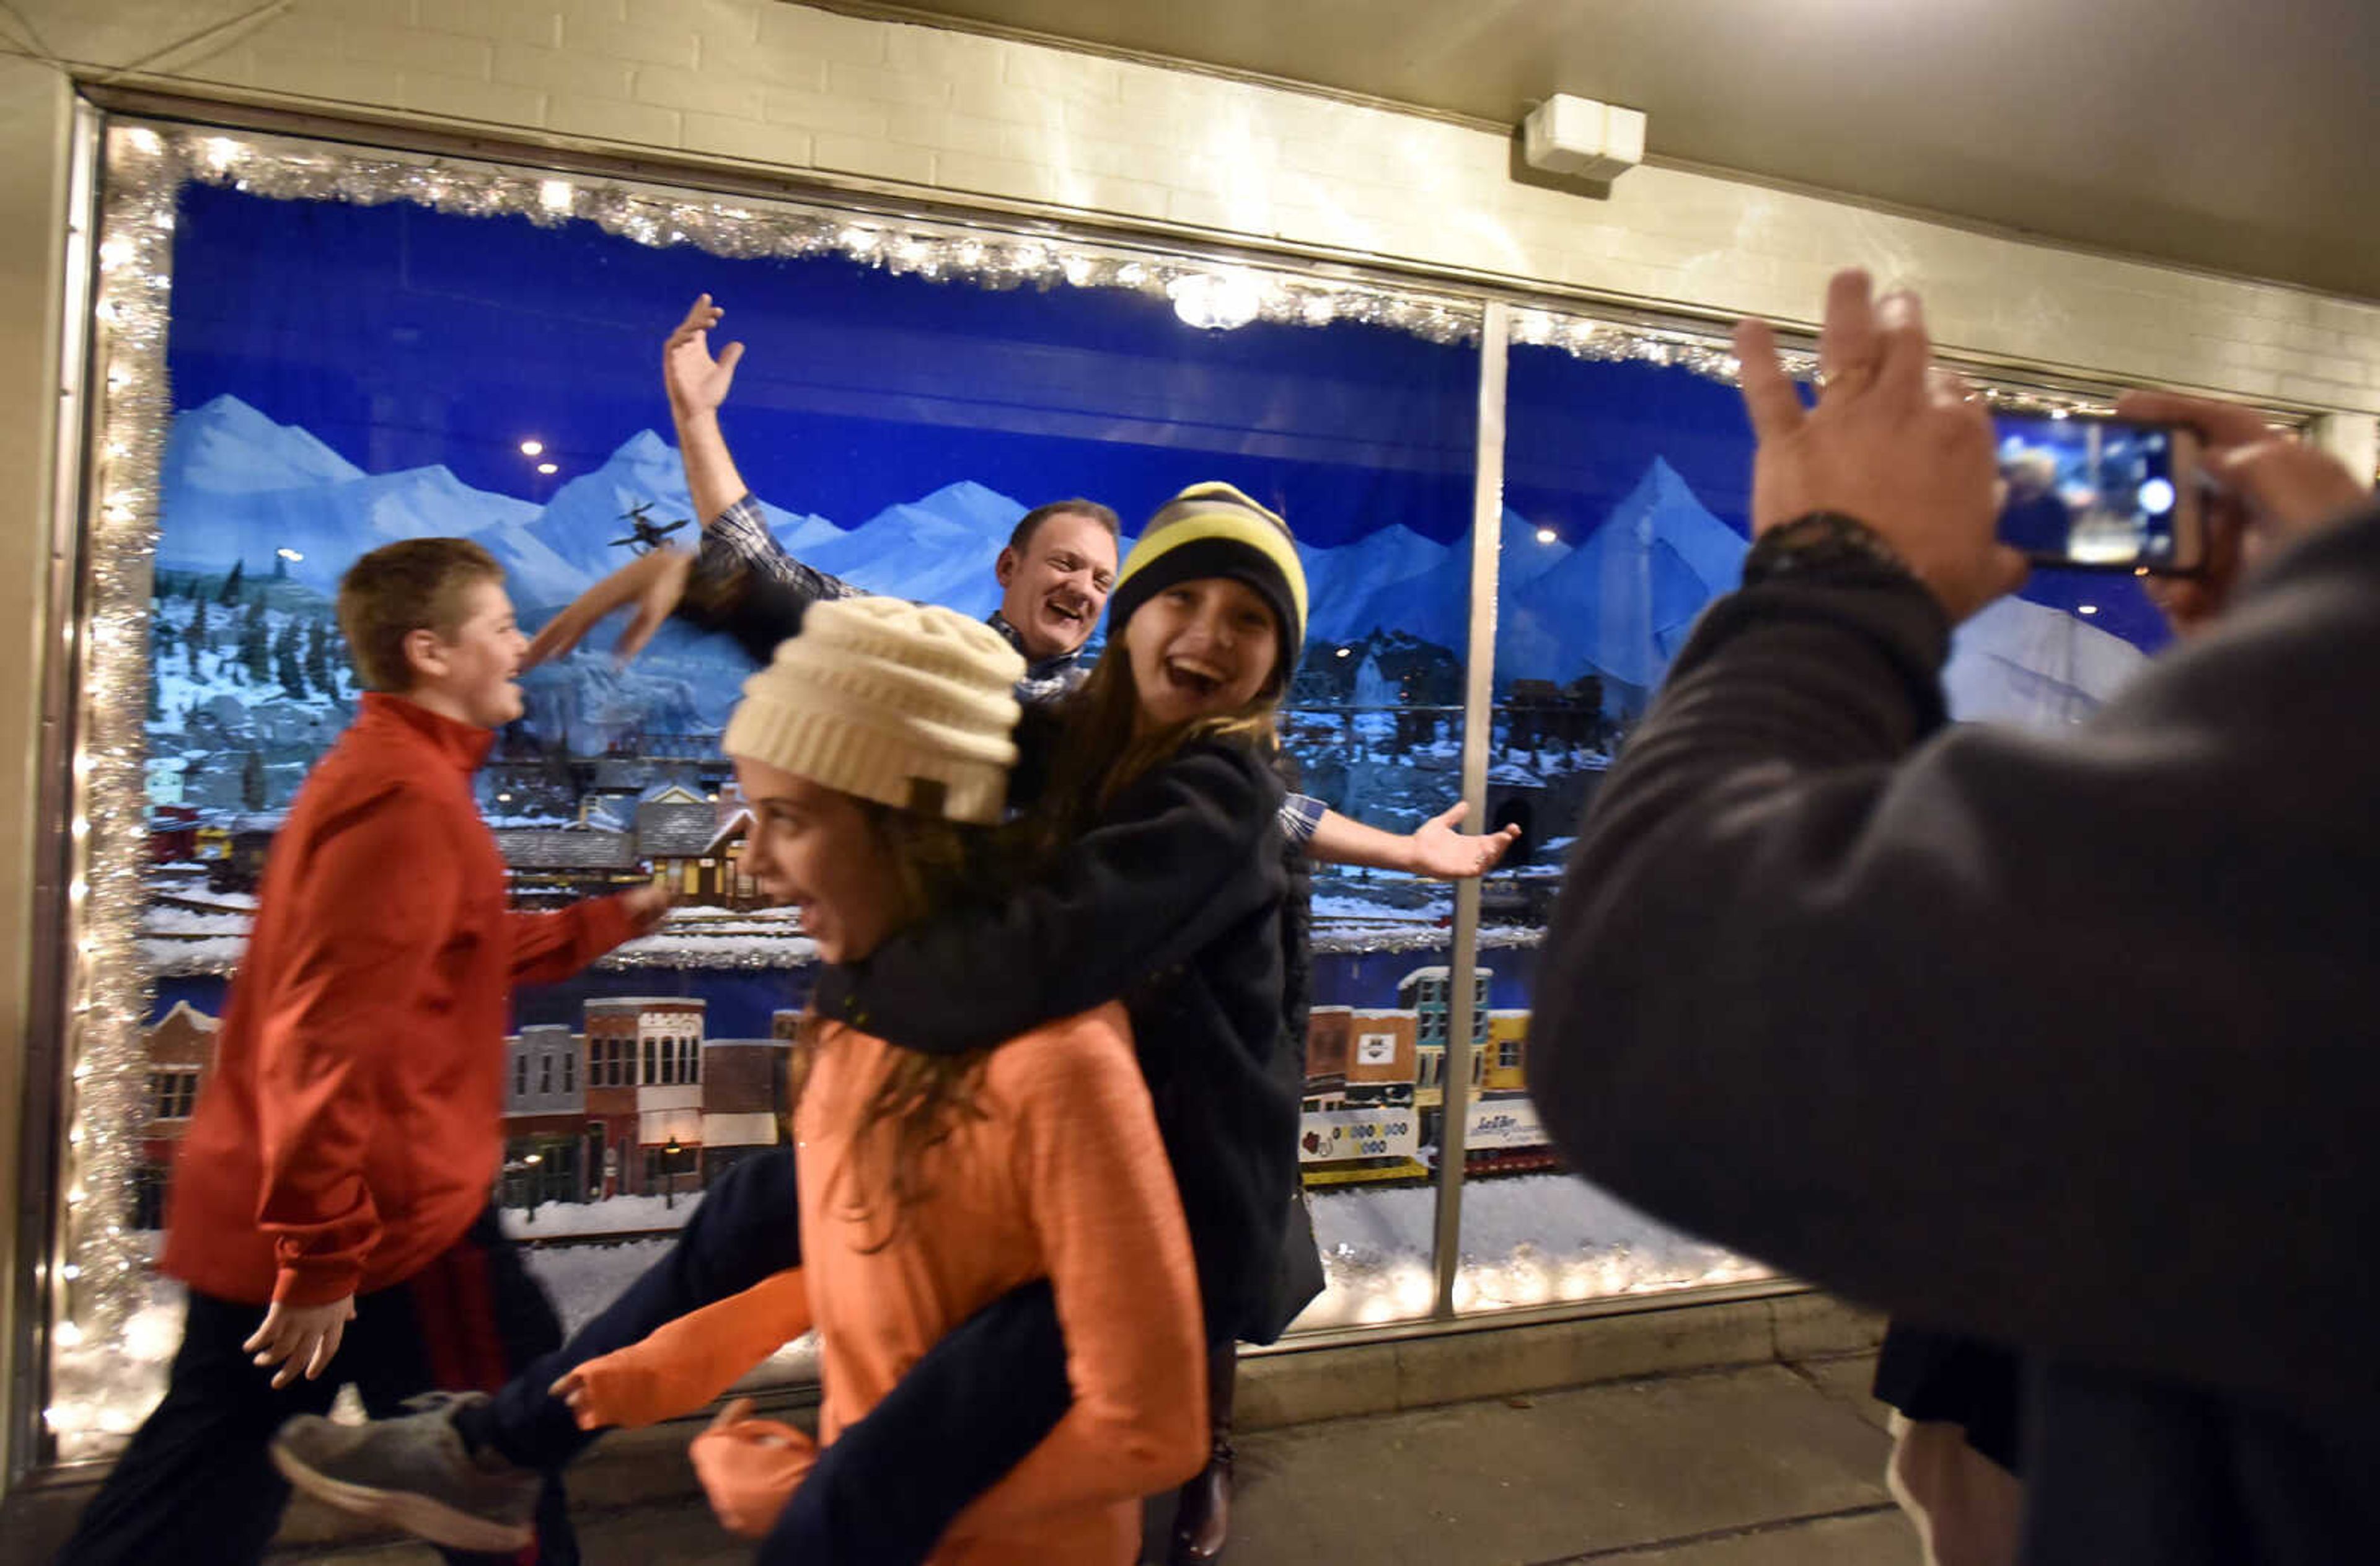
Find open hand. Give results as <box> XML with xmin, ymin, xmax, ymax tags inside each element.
<box><xmin>1406</xmin><ymin>803</ymin><xmax>1522</xmax><ymax>879</ymax></box>
<box><xmin>2115</xmin><ymin>389</ymin><xmax>2370</xmax><ymax>637</ymax></box>
<box><xmin>620</xmin><ymin>882</ymin><xmax>674</xmax><ymax>935</ymax></box>
<box><xmin>244</xmin><ymin>1296</ymin><xmax>355</xmax><ymax>1390</ymax></box>
<box><xmin>524</xmin><ymin>547</ymin><xmax>693</xmax><ymax>670</ymax></box>
<box><xmin>666</xmin><ymin>294</ymin><xmax>744</xmax><ymax>421</ymax></box>
<box><xmin>1735</xmin><ymin>270</ymin><xmax>2025</xmax><ymax>623</ymax></box>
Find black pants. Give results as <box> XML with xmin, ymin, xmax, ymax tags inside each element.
<box><xmin>466</xmin><ymin>1146</ymin><xmax>806</xmax><ymax>1472</ymax></box>
<box><xmin>56</xmin><ymin>1210</ymin><xmax>575</xmax><ymax>1566</ymax></box>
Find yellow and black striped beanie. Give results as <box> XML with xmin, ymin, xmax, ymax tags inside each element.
<box><xmin>1108</xmin><ymin>482</ymin><xmax>1308</xmax><ymax>679</ymax></box>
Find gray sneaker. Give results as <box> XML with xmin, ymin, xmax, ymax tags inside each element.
<box><xmin>270</xmin><ymin>1390</ymin><xmax>539</xmax><ymax>1553</ymax></box>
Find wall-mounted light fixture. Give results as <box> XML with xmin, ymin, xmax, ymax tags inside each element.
<box><xmin>1520</xmin><ymin>95</ymin><xmax>1646</xmax><ymax>185</ymax></box>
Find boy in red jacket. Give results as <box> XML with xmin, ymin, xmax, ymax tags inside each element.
<box><xmin>56</xmin><ymin>539</ymin><xmax>668</xmax><ymax>1566</ymax></box>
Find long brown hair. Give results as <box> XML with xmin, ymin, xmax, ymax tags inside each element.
<box><xmin>789</xmin><ymin>797</ymin><xmax>1022</xmax><ymax>1249</ymax></box>
<box><xmin>1032</xmin><ymin>639</ymin><xmax>1282</xmax><ymax>855</ymax></box>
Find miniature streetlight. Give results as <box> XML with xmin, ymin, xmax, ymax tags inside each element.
<box><xmin>663</xmin><ymin>1135</ymin><xmax>681</xmax><ymax>1210</ymax></box>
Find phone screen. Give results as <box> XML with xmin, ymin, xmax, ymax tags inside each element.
<box><xmin>1993</xmin><ymin>411</ymin><xmax>2202</xmax><ymax>573</ymax></box>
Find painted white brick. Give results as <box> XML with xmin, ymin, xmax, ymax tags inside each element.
<box><xmin>625</xmin><ymin>0</ymin><xmax>759</xmax><ymax>43</ymax></box>
<box><xmin>493</xmin><ymin>42</ymin><xmax>630</xmax><ymax>100</ymax></box>
<box><xmin>558</xmin><ymin>15</ymin><xmax>697</xmax><ymax>69</ymax></box>
<box><xmin>2309</xmin><ymin>297</ymin><xmax>2380</xmax><ymax>335</ymax></box>
<box><xmin>2280</xmin><ymin>374</ymin><xmax>2365</xmax><ymax>406</ymax></box>
<box><xmin>681</xmin><ymin>110</ymin><xmax>809</xmax><ymax>167</ymax></box>
<box><xmin>824</xmin><ymin>60</ymin><xmax>952</xmax><ymax>111</ymax></box>
<box><xmin>946</xmin><ymin>73</ymin><xmax>1068</xmax><ymax>126</ymax></box>
<box><xmin>760</xmin><ymin>86</ymin><xmax>888</xmax><ymax>139</ymax></box>
<box><xmin>1026</xmin><ymin>126</ymin><xmax>1189</xmax><ymax>186</ymax></box>
<box><xmin>811</xmin><ymin>132</ymin><xmax>933</xmax><ymax>187</ymax></box>
<box><xmin>245</xmin><ymin>6</ymin><xmax>394</xmax><ymax>59</ymax></box>
<box><xmin>81</xmin><ymin>1</ymin><xmax>2380</xmax><ymax>413</ymax></box>
<box><xmin>242</xmin><ymin>45</ymin><xmax>410</xmax><ymax>107</ymax></box>
<box><xmin>632</xmin><ymin>62</ymin><xmax>759</xmax><ymax>118</ymax></box>
<box><xmin>755</xmin><ymin>4</ymin><xmax>886</xmax><ymax>66</ymax></box>
<box><xmin>933</xmin><ymin>147</ymin><xmax>1055</xmax><ymax>205</ymax></box>
<box><xmin>882</xmin><ymin>22</ymin><xmax>1007</xmax><ymax>80</ymax></box>
<box><xmin>401</xmin><ymin>69</ymin><xmax>547</xmax><ymax>127</ymax></box>
<box><xmin>1047</xmin><ymin>169</ymin><xmax>1171</xmax><ymax>222</ymax></box>
<box><xmin>413</xmin><ymin>0</ymin><xmax>562</xmax><ymax>49</ymax></box>
<box><xmin>331</xmin><ymin>21</ymin><xmax>493</xmax><ymax>78</ymax></box>
<box><xmin>547</xmin><ymin>90</ymin><xmax>679</xmax><ymax>146</ymax></box>
<box><xmin>1002</xmin><ymin>46</ymin><xmax>1121</xmax><ymax>104</ymax></box>
<box><xmin>701</xmin><ymin>45</ymin><xmax>826</xmax><ymax>90</ymax></box>
<box><xmin>879</xmin><ymin>106</ymin><xmax>1011</xmax><ymax>156</ymax></box>
<box><xmin>1166</xmin><ymin>188</ymin><xmax>1264</xmax><ymax>233</ymax></box>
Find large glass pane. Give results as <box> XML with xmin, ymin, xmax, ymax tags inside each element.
<box><xmin>63</xmin><ymin>125</ymin><xmax>1483</xmax><ymax>1447</ymax></box>
<box><xmin>1465</xmin><ymin>323</ymin><xmax>2177</xmax><ymax>1317</ymax></box>
<box><xmin>1455</xmin><ymin>331</ymin><xmax>1771</xmax><ymax>1313</ymax></box>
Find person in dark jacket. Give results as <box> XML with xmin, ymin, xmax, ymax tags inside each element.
<box><xmin>1530</xmin><ymin>267</ymin><xmax>2380</xmax><ymax>1565</ymax></box>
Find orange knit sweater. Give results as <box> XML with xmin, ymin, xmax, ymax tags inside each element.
<box><xmin>561</xmin><ymin>1003</ymin><xmax>1207</xmax><ymax>1563</ymax></box>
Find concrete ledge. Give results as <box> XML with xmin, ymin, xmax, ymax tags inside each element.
<box><xmin>3</xmin><ymin>1290</ymin><xmax>1885</xmax><ymax>1560</ymax></box>
<box><xmin>1240</xmin><ymin>1290</ymin><xmax>1884</xmax><ymax>1433</ymax></box>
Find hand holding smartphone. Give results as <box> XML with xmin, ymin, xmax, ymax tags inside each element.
<box><xmin>1992</xmin><ymin>411</ymin><xmax>2204</xmax><ymax>574</ymax></box>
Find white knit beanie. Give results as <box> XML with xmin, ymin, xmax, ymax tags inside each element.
<box><xmin>721</xmin><ymin>597</ymin><xmax>1026</xmax><ymax>824</ymax></box>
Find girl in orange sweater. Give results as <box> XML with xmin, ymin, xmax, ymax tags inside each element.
<box><xmin>553</xmin><ymin>594</ymin><xmax>1209</xmax><ymax>1562</ymax></box>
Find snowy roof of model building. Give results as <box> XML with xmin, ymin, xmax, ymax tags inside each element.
<box><xmin>491</xmin><ymin>825</ymin><xmax>639</xmax><ymax>869</ymax></box>
<box><xmin>703</xmin><ymin>808</ymin><xmax>752</xmax><ymax>857</ymax></box>
<box><xmin>638</xmin><ymin>781</ymin><xmax>708</xmax><ymax>806</ymax></box>
<box><xmin>1486</xmin><ymin>762</ymin><xmax>1546</xmax><ymax>788</ymax></box>
<box><xmin>153</xmin><ymin>998</ymin><xmax>221</xmax><ymax>1033</ymax></box>
<box><xmin>638</xmin><ymin>806</ymin><xmax>725</xmax><ymax>858</ymax></box>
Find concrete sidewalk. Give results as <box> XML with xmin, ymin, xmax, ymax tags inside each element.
<box><xmin>267</xmin><ymin>1350</ymin><xmax>1917</xmax><ymax>1565</ymax></box>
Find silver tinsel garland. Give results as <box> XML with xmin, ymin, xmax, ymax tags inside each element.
<box><xmin>1507</xmin><ymin>306</ymin><xmax>2117</xmax><ymax>416</ymax></box>
<box><xmin>55</xmin><ymin>118</ymin><xmax>2116</xmax><ymax>1448</ymax></box>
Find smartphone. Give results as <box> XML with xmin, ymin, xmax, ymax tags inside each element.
<box><xmin>1992</xmin><ymin>411</ymin><xmax>2205</xmax><ymax>574</ymax></box>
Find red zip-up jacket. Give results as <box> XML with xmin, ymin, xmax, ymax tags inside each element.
<box><xmin>161</xmin><ymin>694</ymin><xmax>640</xmax><ymax>1308</ymax></box>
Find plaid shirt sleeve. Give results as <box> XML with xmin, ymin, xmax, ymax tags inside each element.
<box><xmin>691</xmin><ymin>492</ymin><xmax>864</xmax><ymax>605</ymax></box>
<box><xmin>1277</xmin><ymin>791</ymin><xmax>1326</xmax><ymax>845</ymax></box>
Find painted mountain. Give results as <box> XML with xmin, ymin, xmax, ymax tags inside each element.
<box><xmin>153</xmin><ymin>400</ymin><xmax>2149</xmax><ymax>745</ymax></box>
<box><xmin>1944</xmin><ymin>596</ymin><xmax>2146</xmax><ymax>727</ymax></box>
<box><xmin>159</xmin><ymin>396</ymin><xmax>545</xmax><ymax>593</ymax></box>
<box><xmin>1498</xmin><ymin>457</ymin><xmax>1749</xmax><ymax>696</ymax></box>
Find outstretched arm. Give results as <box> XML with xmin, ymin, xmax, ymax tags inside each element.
<box><xmin>557</xmin><ymin>1269</ymin><xmax>813</xmax><ymax>1432</ymax></box>
<box><xmin>666</xmin><ymin>293</ymin><xmax>751</xmax><ymax>527</ymax></box>
<box><xmin>1305</xmin><ymin>802</ymin><xmax>1520</xmax><ymax>878</ymax></box>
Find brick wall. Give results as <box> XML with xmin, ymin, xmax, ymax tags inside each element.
<box><xmin>2</xmin><ymin>0</ymin><xmax>2373</xmax><ymax>417</ymax></box>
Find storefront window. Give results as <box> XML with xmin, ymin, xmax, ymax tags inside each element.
<box><xmin>34</xmin><ymin>120</ymin><xmax>2191</xmax><ymax>1466</ymax></box>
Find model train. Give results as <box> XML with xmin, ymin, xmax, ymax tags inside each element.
<box><xmin>1298</xmin><ymin>963</ymin><xmax>1559</xmax><ymax>1189</ymax></box>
